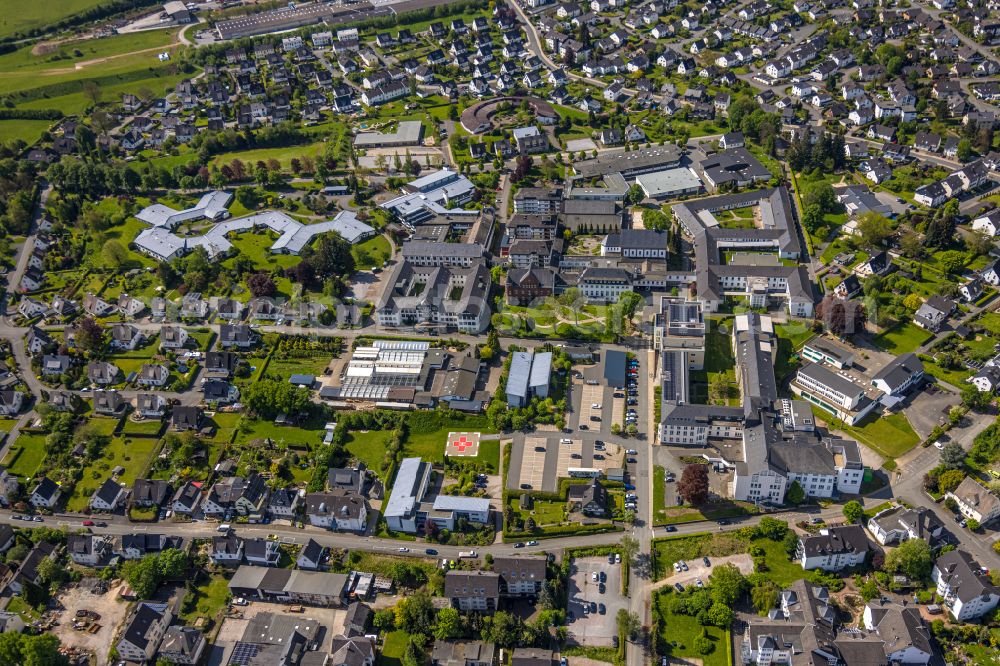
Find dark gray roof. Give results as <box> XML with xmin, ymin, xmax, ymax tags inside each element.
<box><xmin>872</xmin><ymin>353</ymin><xmax>923</xmax><ymax>391</ymax></box>
<box><xmin>799</xmin><ymin>525</ymin><xmax>870</xmax><ymax>557</ymax></box>
<box><xmin>935</xmin><ymin>549</ymin><xmax>1000</xmax><ymax>603</ymax></box>
<box><xmin>444</xmin><ymin>570</ymin><xmax>500</xmax><ymax>599</ymax></box>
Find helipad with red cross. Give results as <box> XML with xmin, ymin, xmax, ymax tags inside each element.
<box><xmin>445</xmin><ymin>431</ymin><xmax>481</xmax><ymax>457</ymax></box>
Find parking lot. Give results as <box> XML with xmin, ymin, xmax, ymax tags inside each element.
<box><xmin>566</xmin><ymin>556</ymin><xmax>628</xmax><ymax>647</ymax></box>
<box><xmin>509</xmin><ymin>437</ymin><xmax>626</xmax><ymax>492</ymax></box>
<box><xmin>661</xmin><ymin>553</ymin><xmax>753</xmax><ymax>589</ymax></box>
<box><xmin>578</xmin><ymin>382</ymin><xmax>605</xmax><ymax>430</ymax></box>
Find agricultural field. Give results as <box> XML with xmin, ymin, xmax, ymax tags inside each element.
<box><xmin>0</xmin><ymin>0</ymin><xmax>109</xmax><ymax>40</ymax></box>
<box><xmin>0</xmin><ymin>119</ymin><xmax>54</xmax><ymax>146</ymax></box>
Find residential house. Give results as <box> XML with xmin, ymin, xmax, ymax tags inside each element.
<box><xmin>116</xmin><ymin>603</ymin><xmax>172</xmax><ymax>663</ymax></box>
<box><xmin>796</xmin><ymin>525</ymin><xmax>870</xmax><ymax>571</ymax></box>
<box><xmin>91</xmin><ymin>478</ymin><xmax>128</xmax><ymax>512</ymax></box>
<box><xmin>444</xmin><ymin>570</ymin><xmax>500</xmax><ymax>612</ymax></box>
<box><xmin>305</xmin><ymin>491</ymin><xmax>369</xmax><ymax>532</ymax></box>
<box><xmin>947</xmin><ymin>476</ymin><xmax>1000</xmax><ymax>525</ymax></box>
<box><xmin>30</xmin><ymin>477</ymin><xmax>60</xmax><ymax>508</ymax></box>
<box><xmin>932</xmin><ymin>550</ymin><xmax>1000</xmax><ymax>620</ymax></box>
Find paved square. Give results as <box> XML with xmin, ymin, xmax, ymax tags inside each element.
<box><xmin>445</xmin><ymin>431</ymin><xmax>481</xmax><ymax>457</ymax></box>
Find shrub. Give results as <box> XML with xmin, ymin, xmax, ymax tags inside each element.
<box><xmin>693</xmin><ymin>637</ymin><xmax>714</xmax><ymax>655</ymax></box>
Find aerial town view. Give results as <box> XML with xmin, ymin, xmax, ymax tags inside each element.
<box><xmin>8</xmin><ymin>0</ymin><xmax>1000</xmax><ymax>664</ymax></box>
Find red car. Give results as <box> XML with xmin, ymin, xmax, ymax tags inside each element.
<box><xmin>81</xmin><ymin>520</ymin><xmax>94</xmax><ymax>527</ymax></box>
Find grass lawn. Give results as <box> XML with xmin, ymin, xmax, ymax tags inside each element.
<box><xmin>0</xmin><ymin>419</ymin><xmax>18</xmax><ymax>433</ymax></box>
<box><xmin>775</xmin><ymin>322</ymin><xmax>816</xmax><ymax>350</ymax></box>
<box><xmin>67</xmin><ymin>437</ymin><xmax>159</xmax><ymax>511</ymax></box>
<box><xmin>352</xmin><ymin>234</ymin><xmax>393</xmax><ymax>270</ymax></box>
<box><xmin>919</xmin><ymin>355</ymin><xmax>973</xmax><ymax>387</ymax></box>
<box><xmin>121</xmin><ymin>418</ymin><xmax>165</xmax><ymax>438</ymax></box>
<box><xmin>653</xmin><ymin>466</ymin><xmax>668</xmax><ymax>525</ymax></box>
<box><xmin>657</xmin><ymin>501</ymin><xmax>756</xmax><ymax>526</ymax></box>
<box><xmin>511</xmin><ymin>496</ymin><xmax>565</xmax><ymax>526</ymax></box>
<box><xmin>2</xmin><ymin>433</ymin><xmax>48</xmax><ymax>479</ymax></box>
<box><xmin>872</xmin><ymin>321</ymin><xmax>933</xmax><ymax>354</ymax></box>
<box><xmin>403</xmin><ymin>415</ymin><xmax>497</xmax><ymax>464</ymax></box>
<box><xmin>223</xmin><ymin>233</ymin><xmax>302</xmax><ymax>273</ymax></box>
<box><xmin>85</xmin><ymin>416</ymin><xmax>121</xmax><ymax>437</ymax></box>
<box><xmin>180</xmin><ymin>573</ymin><xmax>231</xmax><ymax>625</ymax></box>
<box><xmin>691</xmin><ymin>317</ymin><xmax>739</xmax><ymax>405</ymax></box>
<box><xmin>345</xmin><ymin>430</ymin><xmax>392</xmax><ymax>477</ymax></box>
<box><xmin>208</xmin><ymin>140</ymin><xmax>328</xmax><ymax>170</ymax></box>
<box><xmin>5</xmin><ymin>596</ymin><xmax>40</xmax><ymax>623</ymax></box>
<box><xmin>0</xmin><ymin>119</ymin><xmax>53</xmax><ymax>146</ymax></box>
<box><xmin>754</xmin><ymin>538</ymin><xmax>806</xmax><ymax>587</ymax></box>
<box><xmin>266</xmin><ymin>354</ymin><xmax>333</xmax><ymax>381</ymax></box>
<box><xmin>654</xmin><ymin>592</ymin><xmax>729</xmax><ymax>666</ymax></box>
<box><xmin>235</xmin><ymin>418</ymin><xmax>326</xmax><ymax>450</ymax></box>
<box><xmin>840</xmin><ymin>411</ymin><xmax>921</xmax><ymax>459</ymax></box>
<box><xmin>377</xmin><ymin>630</ymin><xmax>410</xmax><ymax>666</ymax></box>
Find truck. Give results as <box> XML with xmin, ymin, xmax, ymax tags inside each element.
<box><xmin>458</xmin><ymin>551</ymin><xmax>478</xmax><ymax>559</ymax></box>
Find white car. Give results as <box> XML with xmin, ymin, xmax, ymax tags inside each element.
<box><xmin>696</xmin><ymin>578</ymin><xmax>704</xmax><ymax>588</ymax></box>
<box><xmin>673</xmin><ymin>562</ymin><xmax>682</xmax><ymax>572</ymax></box>
<box><xmin>398</xmin><ymin>547</ymin><xmax>409</xmax><ymax>553</ymax></box>
<box><xmin>934</xmin><ymin>440</ymin><xmax>945</xmax><ymax>449</ymax></box>
<box><xmin>592</xmin><ymin>571</ymin><xmax>599</xmax><ymax>582</ymax></box>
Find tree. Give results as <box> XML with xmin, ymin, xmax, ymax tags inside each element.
<box><xmin>962</xmin><ymin>385</ymin><xmax>993</xmax><ymax>412</ymax></box>
<box><xmin>0</xmin><ymin>633</ymin><xmax>68</xmax><ymax>666</ymax></box>
<box><xmin>815</xmin><ymin>295</ymin><xmax>866</xmax><ymax>337</ymax></box>
<box><xmin>957</xmin><ymin>138</ymin><xmax>973</xmax><ymax>163</ymax></box>
<box><xmin>616</xmin><ymin>608</ymin><xmax>640</xmax><ymax>640</ymax></box>
<box><xmin>485</xmin><ymin>610</ymin><xmax>524</xmax><ymax>647</ymax></box>
<box><xmin>395</xmin><ymin>590</ymin><xmax>435</xmax><ymax>634</ymax></box>
<box><xmin>83</xmin><ymin>80</ymin><xmax>102</xmax><ymax>107</ymax></box>
<box><xmin>241</xmin><ymin>379</ymin><xmax>311</xmax><ymax>418</ymax></box>
<box><xmin>246</xmin><ymin>271</ymin><xmax>277</xmax><ymax>297</ymax></box>
<box><xmin>102</xmin><ymin>240</ymin><xmax>129</xmax><ymax>269</ymax></box>
<box><xmin>677</xmin><ymin>464</ymin><xmax>709</xmax><ymax>505</ymax></box>
<box><xmin>785</xmin><ymin>480</ymin><xmax>805</xmax><ymax>505</ymax></box>
<box><xmin>374</xmin><ymin>608</ymin><xmax>395</xmax><ymax>631</ymax></box>
<box><xmin>899</xmin><ymin>231</ymin><xmax>925</xmax><ymax>259</ymax></box>
<box><xmin>937</xmin><ymin>469</ymin><xmax>965</xmax><ymax>494</ymax></box>
<box><xmin>939</xmin><ymin>442</ymin><xmax>966</xmax><ymax>470</ymax></box>
<box><xmin>434</xmin><ymin>607</ymin><xmax>464</xmax><ymax>640</ymax></box>
<box><xmin>750</xmin><ymin>580</ymin><xmax>780</xmax><ymax>614</ymax></box>
<box><xmin>157</xmin><ymin>548</ymin><xmax>189</xmax><ymax>579</ymax></box>
<box><xmin>619</xmin><ymin>535</ymin><xmax>639</xmax><ymax>566</ymax></box>
<box><xmin>967</xmin><ymin>518</ymin><xmax>981</xmax><ymax>531</ymax></box>
<box><xmin>937</xmin><ymin>250</ymin><xmax>966</xmax><ymax>275</ymax></box>
<box><xmin>843</xmin><ymin>500</ymin><xmax>864</xmax><ymax>524</ymax></box>
<box><xmin>858</xmin><ymin>578</ymin><xmax>879</xmax><ymax>601</ymax></box>
<box><xmin>75</xmin><ymin>317</ymin><xmax>106</xmax><ymax>354</ymax></box>
<box><xmin>707</xmin><ymin>602</ymin><xmax>734</xmax><ymax>628</ymax></box>
<box><xmin>122</xmin><ymin>556</ymin><xmax>161</xmax><ymax>599</ymax></box>
<box><xmin>709</xmin><ymin>564</ymin><xmax>747</xmax><ymax>606</ymax></box>
<box><xmin>884</xmin><ymin>538</ymin><xmax>932</xmax><ymax>580</ymax></box>
<box><xmin>856</xmin><ymin>212</ymin><xmax>893</xmax><ymax>248</ymax></box>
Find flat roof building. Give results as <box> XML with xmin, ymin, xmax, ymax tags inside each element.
<box><xmin>635</xmin><ymin>167</ymin><xmax>704</xmax><ymax>199</ymax></box>
<box><xmin>353</xmin><ymin>120</ymin><xmax>424</xmax><ymax>148</ymax></box>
